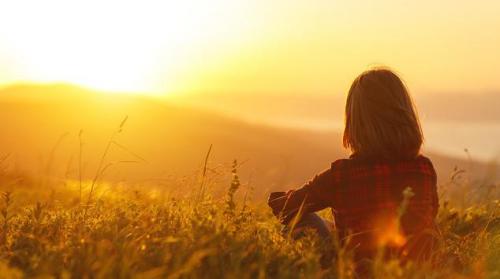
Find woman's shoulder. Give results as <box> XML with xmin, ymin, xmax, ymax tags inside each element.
<box><xmin>329</xmin><ymin>154</ymin><xmax>436</xmax><ymax>184</ymax></box>
<box><xmin>415</xmin><ymin>154</ymin><xmax>433</xmax><ymax>164</ymax></box>
<box><xmin>412</xmin><ymin>154</ymin><xmax>436</xmax><ymax>170</ymax></box>
<box><xmin>414</xmin><ymin>154</ymin><xmax>437</xmax><ymax>175</ymax></box>
<box><xmin>330</xmin><ymin>158</ymin><xmax>352</xmax><ymax>169</ymax></box>
<box><xmin>330</xmin><ymin>154</ymin><xmax>435</xmax><ymax>169</ymax></box>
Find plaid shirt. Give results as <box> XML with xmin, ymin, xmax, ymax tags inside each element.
<box><xmin>268</xmin><ymin>155</ymin><xmax>438</xmax><ymax>256</ymax></box>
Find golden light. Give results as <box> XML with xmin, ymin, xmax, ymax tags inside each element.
<box><xmin>1</xmin><ymin>1</ymin><xmax>499</xmax><ymax>95</ymax></box>
<box><xmin>0</xmin><ymin>0</ymin><xmax>260</xmax><ymax>95</ymax></box>
<box><xmin>375</xmin><ymin>215</ymin><xmax>407</xmax><ymax>248</ymax></box>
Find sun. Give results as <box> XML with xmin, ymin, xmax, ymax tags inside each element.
<box><xmin>0</xmin><ymin>0</ymin><xmax>255</xmax><ymax>96</ymax></box>
<box><xmin>0</xmin><ymin>1</ymin><xmax>189</xmax><ymax>95</ymax></box>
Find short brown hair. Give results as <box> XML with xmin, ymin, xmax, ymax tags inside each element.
<box><xmin>343</xmin><ymin>68</ymin><xmax>423</xmax><ymax>160</ymax></box>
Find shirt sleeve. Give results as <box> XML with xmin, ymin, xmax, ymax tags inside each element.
<box><xmin>274</xmin><ymin>168</ymin><xmax>334</xmax><ymax>225</ymax></box>
<box><xmin>429</xmin><ymin>161</ymin><xmax>439</xmax><ymax>217</ymax></box>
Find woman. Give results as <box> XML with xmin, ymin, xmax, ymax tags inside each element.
<box><xmin>268</xmin><ymin>68</ymin><xmax>438</xmax><ymax>263</ymax></box>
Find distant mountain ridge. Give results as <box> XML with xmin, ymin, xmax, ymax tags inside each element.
<box><xmin>3</xmin><ymin>83</ymin><xmax>499</xmax><ymax>122</ymax></box>
<box><xmin>171</xmin><ymin>91</ymin><xmax>500</xmax><ymax>124</ymax></box>
<box><xmin>0</xmin><ymin>83</ymin><xmax>497</xmax><ymax>195</ymax></box>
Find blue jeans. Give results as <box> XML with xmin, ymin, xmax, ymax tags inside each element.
<box><xmin>283</xmin><ymin>213</ymin><xmax>332</xmax><ymax>239</ymax></box>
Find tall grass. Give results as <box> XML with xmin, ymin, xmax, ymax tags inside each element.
<box><xmin>0</xmin><ymin>165</ymin><xmax>498</xmax><ymax>278</ymax></box>
<box><xmin>0</xmin><ymin>123</ymin><xmax>498</xmax><ymax>278</ymax></box>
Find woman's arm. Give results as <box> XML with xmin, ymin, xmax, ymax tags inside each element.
<box><xmin>268</xmin><ymin>168</ymin><xmax>333</xmax><ymax>225</ymax></box>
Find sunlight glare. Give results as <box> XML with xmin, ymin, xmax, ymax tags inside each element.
<box><xmin>0</xmin><ymin>0</ymin><xmax>255</xmax><ymax>95</ymax></box>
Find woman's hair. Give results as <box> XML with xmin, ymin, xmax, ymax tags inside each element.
<box><xmin>343</xmin><ymin>68</ymin><xmax>423</xmax><ymax>160</ymax></box>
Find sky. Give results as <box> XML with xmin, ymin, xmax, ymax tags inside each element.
<box><xmin>0</xmin><ymin>0</ymin><xmax>499</xmax><ymax>96</ymax></box>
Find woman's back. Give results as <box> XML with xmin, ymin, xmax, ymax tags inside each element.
<box><xmin>268</xmin><ymin>68</ymin><xmax>439</xmax><ymax>263</ymax></box>
<box><xmin>328</xmin><ymin>155</ymin><xmax>438</xmax><ymax>259</ymax></box>
<box><xmin>268</xmin><ymin>154</ymin><xmax>438</xmax><ymax>260</ymax></box>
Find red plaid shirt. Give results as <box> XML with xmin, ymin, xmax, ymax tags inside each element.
<box><xmin>269</xmin><ymin>155</ymin><xmax>438</xmax><ymax>256</ymax></box>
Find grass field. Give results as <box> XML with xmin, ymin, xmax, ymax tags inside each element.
<box><xmin>0</xmin><ymin>153</ymin><xmax>499</xmax><ymax>279</ymax></box>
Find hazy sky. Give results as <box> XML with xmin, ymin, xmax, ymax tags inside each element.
<box><xmin>0</xmin><ymin>0</ymin><xmax>499</xmax><ymax>95</ymax></box>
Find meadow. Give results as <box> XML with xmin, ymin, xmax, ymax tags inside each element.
<box><xmin>0</xmin><ymin>146</ymin><xmax>499</xmax><ymax>279</ymax></box>
<box><xmin>1</xmin><ymin>0</ymin><xmax>500</xmax><ymax>277</ymax></box>
<box><xmin>0</xmin><ymin>87</ymin><xmax>499</xmax><ymax>278</ymax></box>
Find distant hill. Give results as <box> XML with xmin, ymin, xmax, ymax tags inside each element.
<box><xmin>170</xmin><ymin>91</ymin><xmax>500</xmax><ymax>126</ymax></box>
<box><xmin>0</xmin><ymin>84</ymin><xmax>496</xmax><ymax>197</ymax></box>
